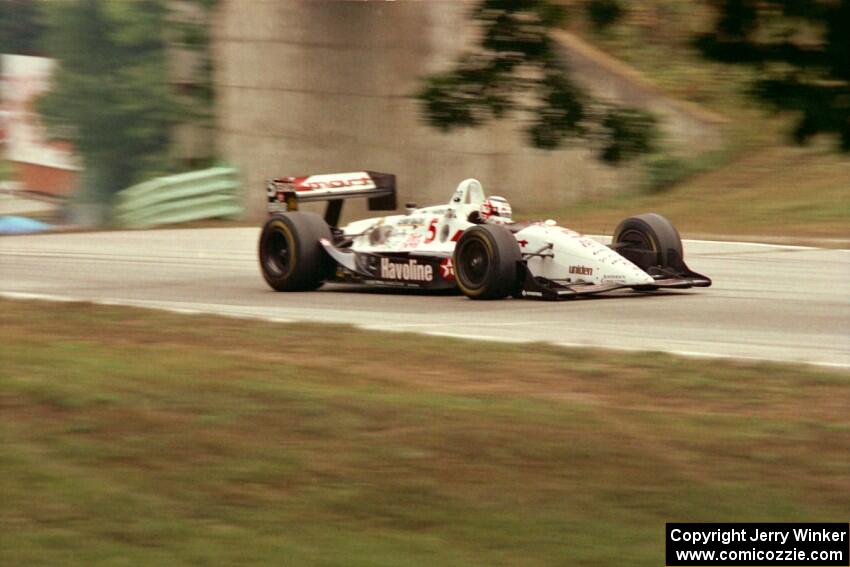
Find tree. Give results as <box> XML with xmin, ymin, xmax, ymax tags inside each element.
<box><xmin>0</xmin><ymin>0</ymin><xmax>45</xmax><ymax>55</ymax></box>
<box><xmin>696</xmin><ymin>0</ymin><xmax>850</xmax><ymax>150</ymax></box>
<box><xmin>585</xmin><ymin>0</ymin><xmax>625</xmax><ymax>32</ymax></box>
<box><xmin>417</xmin><ymin>0</ymin><xmax>656</xmax><ymax>163</ymax></box>
<box><xmin>37</xmin><ymin>0</ymin><xmax>178</xmax><ymax>208</ymax></box>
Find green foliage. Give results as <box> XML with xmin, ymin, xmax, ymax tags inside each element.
<box><xmin>0</xmin><ymin>0</ymin><xmax>45</xmax><ymax>54</ymax></box>
<box><xmin>37</xmin><ymin>0</ymin><xmax>178</xmax><ymax>204</ymax></box>
<box><xmin>641</xmin><ymin>153</ymin><xmax>701</xmax><ymax>194</ymax></box>
<box><xmin>640</xmin><ymin>142</ymin><xmax>738</xmax><ymax>194</ymax></box>
<box><xmin>417</xmin><ymin>0</ymin><xmax>657</xmax><ymax>163</ymax></box>
<box><xmin>168</xmin><ymin>8</ymin><xmax>217</xmax><ymax>127</ymax></box>
<box><xmin>527</xmin><ymin>69</ymin><xmax>587</xmax><ymax>148</ymax></box>
<box><xmin>695</xmin><ymin>0</ymin><xmax>850</xmax><ymax>151</ymax></box>
<box><xmin>599</xmin><ymin>107</ymin><xmax>657</xmax><ymax>162</ymax></box>
<box><xmin>585</xmin><ymin>0</ymin><xmax>625</xmax><ymax>32</ymax></box>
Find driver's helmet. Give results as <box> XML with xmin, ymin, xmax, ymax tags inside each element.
<box><xmin>479</xmin><ymin>196</ymin><xmax>513</xmax><ymax>224</ymax></box>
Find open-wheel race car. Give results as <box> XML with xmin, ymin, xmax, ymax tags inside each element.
<box><xmin>258</xmin><ymin>171</ymin><xmax>711</xmax><ymax>300</ymax></box>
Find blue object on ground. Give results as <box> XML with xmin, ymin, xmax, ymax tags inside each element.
<box><xmin>0</xmin><ymin>216</ymin><xmax>53</xmax><ymax>234</ymax></box>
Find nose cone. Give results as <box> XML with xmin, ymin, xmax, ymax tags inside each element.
<box><xmin>604</xmin><ymin>262</ymin><xmax>656</xmax><ymax>286</ymax></box>
<box><xmin>628</xmin><ymin>270</ymin><xmax>656</xmax><ymax>286</ymax></box>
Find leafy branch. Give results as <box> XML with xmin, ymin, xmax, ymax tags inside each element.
<box><xmin>417</xmin><ymin>0</ymin><xmax>657</xmax><ymax>164</ymax></box>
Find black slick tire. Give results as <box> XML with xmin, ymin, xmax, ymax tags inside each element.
<box><xmin>612</xmin><ymin>213</ymin><xmax>683</xmax><ymax>268</ymax></box>
<box><xmin>258</xmin><ymin>212</ymin><xmax>333</xmax><ymax>291</ymax></box>
<box><xmin>453</xmin><ymin>224</ymin><xmax>521</xmax><ymax>300</ymax></box>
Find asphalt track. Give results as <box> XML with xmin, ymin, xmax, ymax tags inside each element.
<box><xmin>1</xmin><ymin>228</ymin><xmax>848</xmax><ymax>368</ymax></box>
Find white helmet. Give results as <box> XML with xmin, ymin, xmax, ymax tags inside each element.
<box><xmin>479</xmin><ymin>196</ymin><xmax>513</xmax><ymax>224</ymax></box>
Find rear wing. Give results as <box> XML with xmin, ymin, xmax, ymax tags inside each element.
<box><xmin>266</xmin><ymin>171</ymin><xmax>396</xmax><ymax>226</ymax></box>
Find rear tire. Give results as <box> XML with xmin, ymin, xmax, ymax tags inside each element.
<box><xmin>612</xmin><ymin>213</ymin><xmax>683</xmax><ymax>269</ymax></box>
<box><xmin>453</xmin><ymin>225</ymin><xmax>521</xmax><ymax>300</ymax></box>
<box><xmin>259</xmin><ymin>212</ymin><xmax>333</xmax><ymax>291</ymax></box>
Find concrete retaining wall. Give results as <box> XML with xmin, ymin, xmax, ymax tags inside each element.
<box><xmin>213</xmin><ymin>0</ymin><xmax>719</xmax><ymax>222</ymax></box>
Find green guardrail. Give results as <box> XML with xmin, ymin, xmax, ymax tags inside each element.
<box><xmin>113</xmin><ymin>166</ymin><xmax>243</xmax><ymax>228</ymax></box>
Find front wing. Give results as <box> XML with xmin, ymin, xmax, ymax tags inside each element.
<box><xmin>518</xmin><ymin>266</ymin><xmax>711</xmax><ymax>300</ymax></box>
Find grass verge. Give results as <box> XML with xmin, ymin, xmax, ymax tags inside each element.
<box><xmin>1</xmin><ymin>299</ymin><xmax>848</xmax><ymax>566</ymax></box>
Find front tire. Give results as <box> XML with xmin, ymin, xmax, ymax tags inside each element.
<box><xmin>259</xmin><ymin>212</ymin><xmax>333</xmax><ymax>291</ymax></box>
<box><xmin>453</xmin><ymin>225</ymin><xmax>521</xmax><ymax>300</ymax></box>
<box><xmin>612</xmin><ymin>213</ymin><xmax>683</xmax><ymax>269</ymax></box>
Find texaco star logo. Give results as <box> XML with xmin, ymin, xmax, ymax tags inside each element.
<box><xmin>439</xmin><ymin>258</ymin><xmax>455</xmax><ymax>281</ymax></box>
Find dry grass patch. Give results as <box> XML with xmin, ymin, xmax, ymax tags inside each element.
<box><xmin>524</xmin><ymin>145</ymin><xmax>850</xmax><ymax>244</ymax></box>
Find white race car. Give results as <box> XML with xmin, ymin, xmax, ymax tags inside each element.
<box><xmin>259</xmin><ymin>171</ymin><xmax>711</xmax><ymax>300</ymax></box>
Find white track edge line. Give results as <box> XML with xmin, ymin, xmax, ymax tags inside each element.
<box><xmin>421</xmin><ymin>329</ymin><xmax>849</xmax><ymax>370</ymax></box>
<box><xmin>3</xmin><ymin>291</ymin><xmax>847</xmax><ymax>371</ymax></box>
